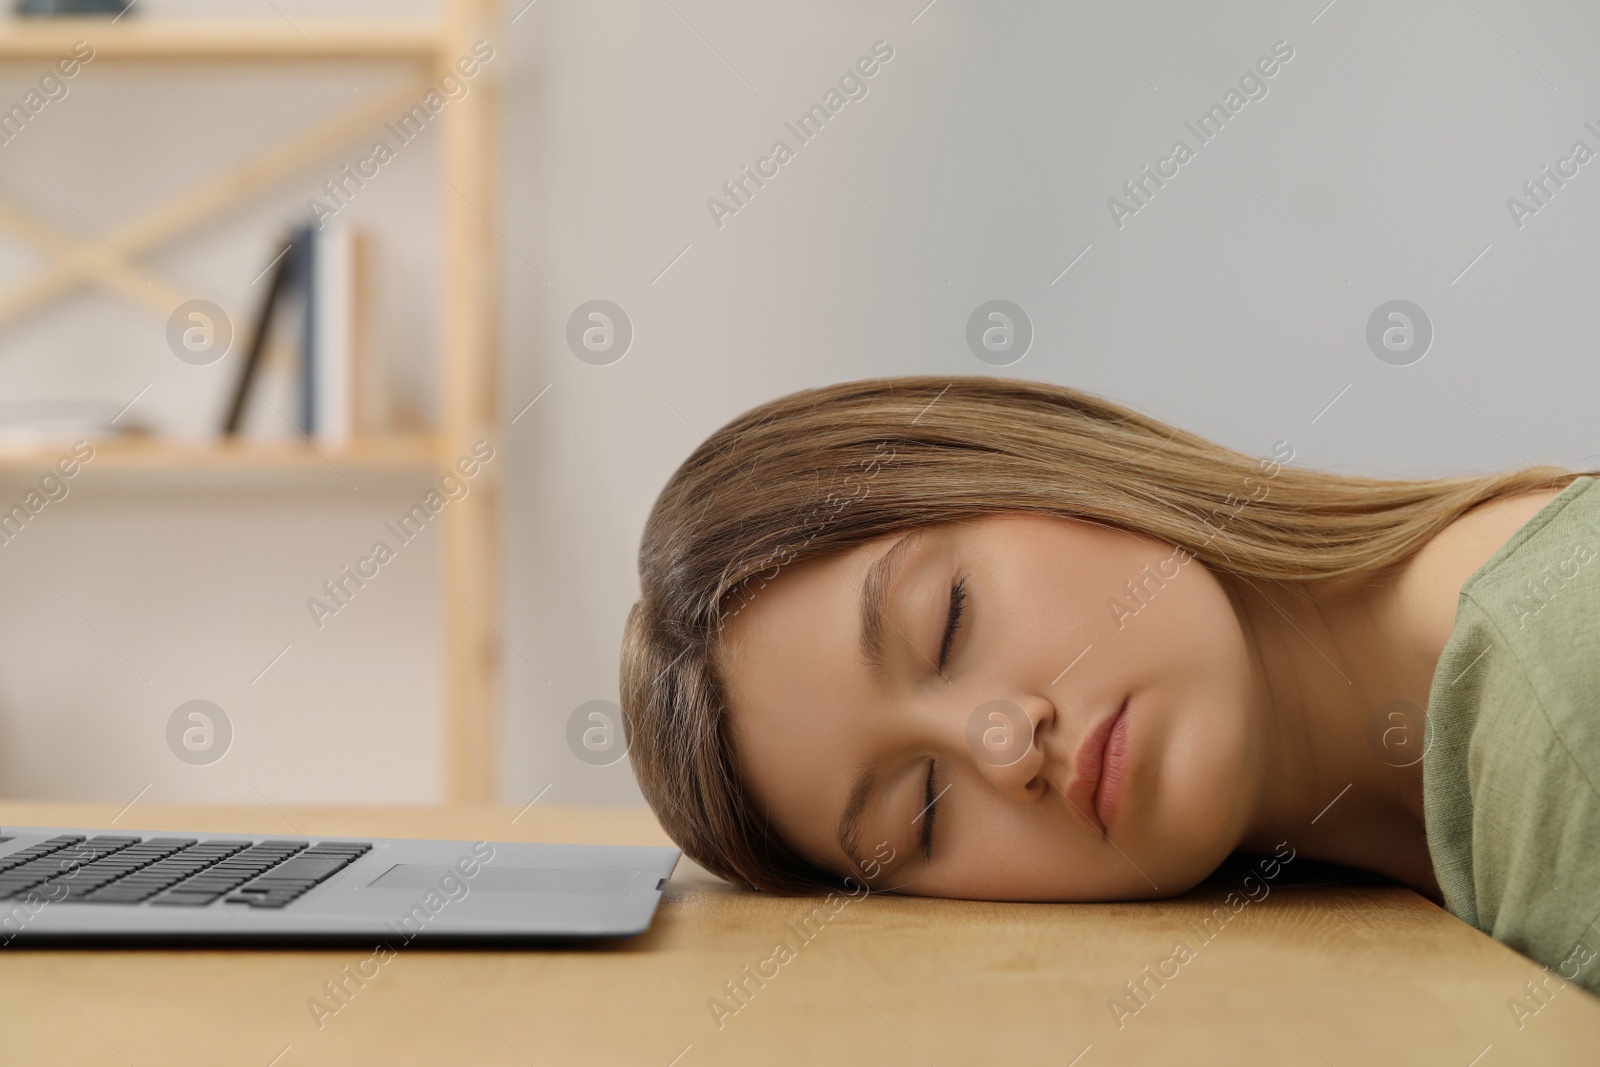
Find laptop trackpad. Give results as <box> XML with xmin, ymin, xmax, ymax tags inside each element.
<box><xmin>365</xmin><ymin>864</ymin><xmax>636</xmax><ymax>895</ymax></box>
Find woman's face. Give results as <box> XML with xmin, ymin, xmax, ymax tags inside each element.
<box><xmin>716</xmin><ymin>513</ymin><xmax>1265</xmax><ymax>900</ymax></box>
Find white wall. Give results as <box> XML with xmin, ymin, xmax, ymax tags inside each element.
<box><xmin>3</xmin><ymin>0</ymin><xmax>1598</xmax><ymax>807</ymax></box>
<box><xmin>498</xmin><ymin>0</ymin><xmax>1600</xmax><ymax>806</ymax></box>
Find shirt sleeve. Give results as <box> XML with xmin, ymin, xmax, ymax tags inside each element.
<box><xmin>1423</xmin><ymin>478</ymin><xmax>1600</xmax><ymax>992</ymax></box>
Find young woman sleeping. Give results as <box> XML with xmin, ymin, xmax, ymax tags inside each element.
<box><xmin>619</xmin><ymin>375</ymin><xmax>1600</xmax><ymax>991</ymax></box>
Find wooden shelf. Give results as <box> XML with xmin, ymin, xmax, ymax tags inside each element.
<box><xmin>0</xmin><ymin>435</ymin><xmax>441</xmax><ymax>472</ymax></box>
<box><xmin>0</xmin><ymin>18</ymin><xmax>444</xmax><ymax>61</ymax></box>
<box><xmin>0</xmin><ymin>0</ymin><xmax>502</xmax><ymax>802</ymax></box>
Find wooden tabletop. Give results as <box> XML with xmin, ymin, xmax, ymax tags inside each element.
<box><xmin>0</xmin><ymin>802</ymin><xmax>1595</xmax><ymax>1065</ymax></box>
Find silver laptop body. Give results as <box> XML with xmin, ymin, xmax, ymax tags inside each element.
<box><xmin>0</xmin><ymin>825</ymin><xmax>679</xmax><ymax>946</ymax></box>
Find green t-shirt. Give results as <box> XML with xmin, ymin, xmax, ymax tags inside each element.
<box><xmin>1424</xmin><ymin>474</ymin><xmax>1600</xmax><ymax>992</ymax></box>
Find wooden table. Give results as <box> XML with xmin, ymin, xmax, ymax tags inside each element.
<box><xmin>1</xmin><ymin>802</ymin><xmax>1596</xmax><ymax>1065</ymax></box>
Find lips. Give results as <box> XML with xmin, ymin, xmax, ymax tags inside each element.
<box><xmin>1065</xmin><ymin>696</ymin><xmax>1129</xmax><ymax>835</ymax></box>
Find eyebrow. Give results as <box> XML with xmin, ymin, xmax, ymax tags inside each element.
<box><xmin>858</xmin><ymin>529</ymin><xmax>921</xmax><ymax>677</ymax></box>
<box><xmin>839</xmin><ymin>530</ymin><xmax>923</xmax><ymax>869</ymax></box>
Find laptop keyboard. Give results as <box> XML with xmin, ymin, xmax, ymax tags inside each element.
<box><xmin>0</xmin><ymin>834</ymin><xmax>372</xmax><ymax>909</ymax></box>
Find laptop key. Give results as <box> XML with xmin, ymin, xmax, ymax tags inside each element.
<box><xmin>219</xmin><ymin>844</ymin><xmax>370</xmax><ymax>908</ymax></box>
<box><xmin>5</xmin><ymin>835</ymin><xmax>374</xmax><ymax>909</ymax></box>
<box><xmin>149</xmin><ymin>892</ymin><xmax>226</xmax><ymax>906</ymax></box>
<box><xmin>66</xmin><ymin>838</ymin><xmax>274</xmax><ymax>905</ymax></box>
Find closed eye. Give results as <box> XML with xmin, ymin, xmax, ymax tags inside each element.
<box><xmin>918</xmin><ymin>759</ymin><xmax>938</xmax><ymax>861</ymax></box>
<box><xmin>937</xmin><ymin>576</ymin><xmax>967</xmax><ymax>673</ymax></box>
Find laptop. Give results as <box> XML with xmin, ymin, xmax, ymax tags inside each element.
<box><xmin>0</xmin><ymin>825</ymin><xmax>680</xmax><ymax>946</ymax></box>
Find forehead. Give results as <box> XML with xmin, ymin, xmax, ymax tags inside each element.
<box><xmin>716</xmin><ymin>536</ymin><xmax>892</xmax><ymax>869</ymax></box>
<box><xmin>717</xmin><ymin>535</ymin><xmax>883</xmax><ymax>732</ymax></box>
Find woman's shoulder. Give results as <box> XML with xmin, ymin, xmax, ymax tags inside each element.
<box><xmin>1421</xmin><ymin>475</ymin><xmax>1600</xmax><ymax>991</ymax></box>
<box><xmin>1400</xmin><ymin>480</ymin><xmax>1581</xmax><ymax>664</ymax></box>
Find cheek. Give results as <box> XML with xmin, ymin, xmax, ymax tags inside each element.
<box><xmin>929</xmin><ymin>786</ymin><xmax>1171</xmax><ymax>901</ymax></box>
<box><xmin>977</xmin><ymin>529</ymin><xmax>1133</xmax><ymax>692</ymax></box>
<box><xmin>984</xmin><ymin>517</ymin><xmax>1186</xmax><ymax>667</ymax></box>
<box><xmin>1121</xmin><ymin>565</ymin><xmax>1256</xmax><ymax>877</ymax></box>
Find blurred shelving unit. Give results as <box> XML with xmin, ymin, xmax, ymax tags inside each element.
<box><xmin>0</xmin><ymin>18</ymin><xmax>444</xmax><ymax>59</ymax></box>
<box><xmin>0</xmin><ymin>0</ymin><xmax>503</xmax><ymax>803</ymax></box>
<box><xmin>0</xmin><ymin>435</ymin><xmax>443</xmax><ymax>472</ymax></box>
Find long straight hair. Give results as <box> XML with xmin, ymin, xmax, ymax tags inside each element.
<box><xmin>620</xmin><ymin>375</ymin><xmax>1594</xmax><ymax>895</ymax></box>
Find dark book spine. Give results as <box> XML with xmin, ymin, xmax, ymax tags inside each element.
<box><xmin>223</xmin><ymin>231</ymin><xmax>298</xmax><ymax>435</ymax></box>
<box><xmin>297</xmin><ymin>223</ymin><xmax>317</xmax><ymax>435</ymax></box>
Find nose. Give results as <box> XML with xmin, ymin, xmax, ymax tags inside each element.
<box><xmin>965</xmin><ymin>693</ymin><xmax>1055</xmax><ymax>802</ymax></box>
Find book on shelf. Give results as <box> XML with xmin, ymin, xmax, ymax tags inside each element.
<box><xmin>225</xmin><ymin>219</ymin><xmax>367</xmax><ymax>449</ymax></box>
<box><xmin>0</xmin><ymin>400</ymin><xmax>142</xmax><ymax>447</ymax></box>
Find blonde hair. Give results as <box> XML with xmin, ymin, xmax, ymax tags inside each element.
<box><xmin>620</xmin><ymin>375</ymin><xmax>1592</xmax><ymax>894</ymax></box>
